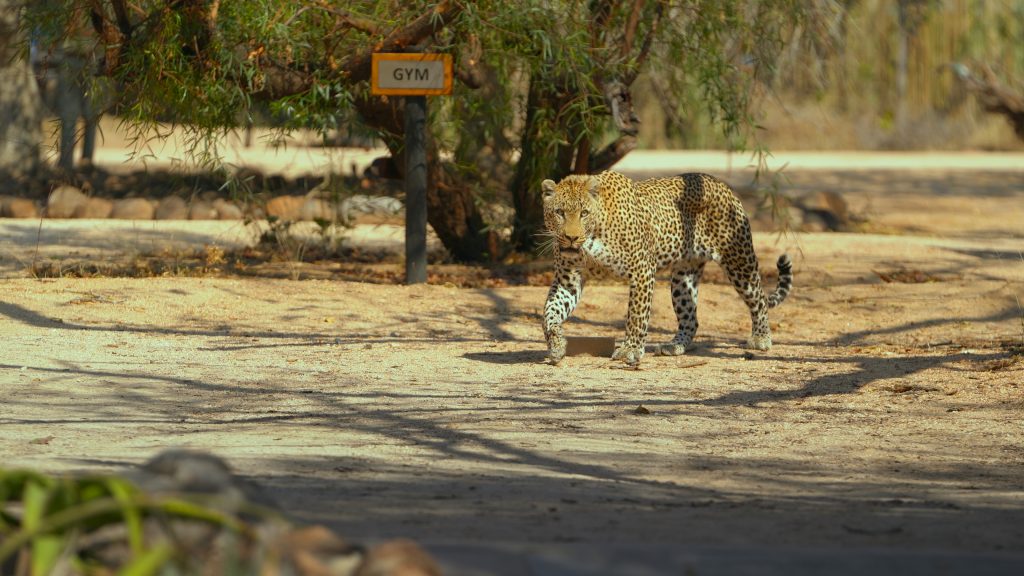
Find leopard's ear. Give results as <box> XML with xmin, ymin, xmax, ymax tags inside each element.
<box><xmin>587</xmin><ymin>176</ymin><xmax>601</xmax><ymax>200</ymax></box>
<box><xmin>541</xmin><ymin>179</ymin><xmax>557</xmax><ymax>198</ymax></box>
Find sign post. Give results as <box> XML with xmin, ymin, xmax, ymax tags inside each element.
<box><xmin>371</xmin><ymin>53</ymin><xmax>453</xmax><ymax>285</ymax></box>
<box><xmin>403</xmin><ymin>95</ymin><xmax>428</xmax><ymax>284</ymax></box>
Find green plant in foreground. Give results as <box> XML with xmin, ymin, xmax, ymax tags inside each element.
<box><xmin>0</xmin><ymin>469</ymin><xmax>258</xmax><ymax>575</ymax></box>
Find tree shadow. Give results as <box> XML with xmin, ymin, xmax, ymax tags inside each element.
<box><xmin>830</xmin><ymin>302</ymin><xmax>1020</xmax><ymax>346</ymax></box>
<box><xmin>9</xmin><ymin>346</ymin><xmax>1024</xmax><ymax>557</ymax></box>
<box><xmin>0</xmin><ymin>299</ymin><xmax>500</xmax><ymax>347</ymax></box>
<box><xmin>463</xmin><ymin>349</ymin><xmax>549</xmax><ymax>365</ymax></box>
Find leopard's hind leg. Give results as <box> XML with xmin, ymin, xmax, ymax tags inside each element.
<box><xmin>657</xmin><ymin>260</ymin><xmax>706</xmax><ymax>356</ymax></box>
<box><xmin>722</xmin><ymin>248</ymin><xmax>772</xmax><ymax>351</ymax></box>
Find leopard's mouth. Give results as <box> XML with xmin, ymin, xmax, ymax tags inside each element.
<box><xmin>559</xmin><ymin>241</ymin><xmax>584</xmax><ymax>252</ymax></box>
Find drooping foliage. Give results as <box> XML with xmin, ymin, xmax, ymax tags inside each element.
<box><xmin>22</xmin><ymin>1</ymin><xmax>828</xmax><ymax>259</ymax></box>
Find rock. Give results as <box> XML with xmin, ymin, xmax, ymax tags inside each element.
<box><xmin>72</xmin><ymin>197</ymin><xmax>113</xmax><ymax>219</ymax></box>
<box><xmin>134</xmin><ymin>450</ymin><xmax>261</xmax><ymax>503</ymax></box>
<box><xmin>299</xmin><ymin>192</ymin><xmax>405</xmax><ymax>224</ymax></box>
<box><xmin>130</xmin><ymin>451</ymin><xmax>440</xmax><ymax>576</ymax></box>
<box><xmin>801</xmin><ymin>211</ymin><xmax>832</xmax><ymax>232</ymax></box>
<box><xmin>278</xmin><ymin>525</ymin><xmax>363</xmax><ymax>576</ymax></box>
<box><xmin>155</xmin><ymin>196</ymin><xmax>189</xmax><ymax>220</ymax></box>
<box><xmin>794</xmin><ymin>190</ymin><xmax>850</xmax><ymax>230</ymax></box>
<box><xmin>0</xmin><ymin>196</ymin><xmax>40</xmax><ymax>218</ymax></box>
<box><xmin>245</xmin><ymin>205</ymin><xmax>267</xmax><ymax>220</ymax></box>
<box><xmin>343</xmin><ymin>195</ymin><xmax>404</xmax><ymax>220</ymax></box>
<box><xmin>188</xmin><ymin>200</ymin><xmax>219</xmax><ymax>220</ymax></box>
<box><xmin>357</xmin><ymin>539</ymin><xmax>442</xmax><ymax>576</ymax></box>
<box><xmin>301</xmin><ymin>196</ymin><xmax>335</xmax><ymax>222</ymax></box>
<box><xmin>266</xmin><ymin>195</ymin><xmax>304</xmax><ymax>220</ymax></box>
<box><xmin>213</xmin><ymin>198</ymin><xmax>244</xmax><ymax>220</ymax></box>
<box><xmin>47</xmin><ymin>185</ymin><xmax>88</xmax><ymax>218</ymax></box>
<box><xmin>109</xmin><ymin>198</ymin><xmax>155</xmax><ymax>220</ymax></box>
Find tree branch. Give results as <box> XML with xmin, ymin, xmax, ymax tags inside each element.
<box><xmin>589</xmin><ymin>0</ymin><xmax>615</xmax><ymax>48</ymax></box>
<box><xmin>170</xmin><ymin>0</ymin><xmax>220</xmax><ymax>57</ymax></box>
<box><xmin>316</xmin><ymin>5</ymin><xmax>385</xmax><ymax>36</ymax></box>
<box><xmin>341</xmin><ymin>0</ymin><xmax>462</xmax><ymax>82</ymax></box>
<box><xmin>455</xmin><ymin>33</ymin><xmax>485</xmax><ymax>89</ymax></box>
<box><xmin>89</xmin><ymin>0</ymin><xmax>123</xmax><ymax>72</ymax></box>
<box><xmin>622</xmin><ymin>0</ymin><xmax>662</xmax><ymax>86</ymax></box>
<box><xmin>604</xmin><ymin>80</ymin><xmax>639</xmax><ymax>135</ymax></box>
<box><xmin>954</xmin><ymin>63</ymin><xmax>1024</xmax><ymax>140</ymax></box>
<box><xmin>250</xmin><ymin>1</ymin><xmax>461</xmax><ymax>99</ymax></box>
<box><xmin>621</xmin><ymin>0</ymin><xmax>644</xmax><ymax>58</ymax></box>
<box><xmin>110</xmin><ymin>0</ymin><xmax>133</xmax><ymax>37</ymax></box>
<box><xmin>590</xmin><ymin>135</ymin><xmax>637</xmax><ymax>172</ymax></box>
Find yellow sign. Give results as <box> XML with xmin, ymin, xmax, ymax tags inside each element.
<box><xmin>371</xmin><ymin>53</ymin><xmax>453</xmax><ymax>96</ymax></box>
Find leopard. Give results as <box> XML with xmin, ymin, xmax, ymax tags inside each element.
<box><xmin>540</xmin><ymin>170</ymin><xmax>793</xmax><ymax>365</ymax></box>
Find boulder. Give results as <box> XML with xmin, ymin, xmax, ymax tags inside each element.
<box><xmin>343</xmin><ymin>195</ymin><xmax>403</xmax><ymax>221</ymax></box>
<box><xmin>0</xmin><ymin>196</ymin><xmax>40</xmax><ymax>218</ymax></box>
<box><xmin>188</xmin><ymin>200</ymin><xmax>219</xmax><ymax>220</ymax></box>
<box><xmin>213</xmin><ymin>198</ymin><xmax>244</xmax><ymax>220</ymax></box>
<box><xmin>265</xmin><ymin>195</ymin><xmax>304</xmax><ymax>220</ymax></box>
<box><xmin>154</xmin><ymin>196</ymin><xmax>189</xmax><ymax>220</ymax></box>
<box><xmin>110</xmin><ymin>198</ymin><xmax>156</xmax><ymax>220</ymax></box>
<box><xmin>46</xmin><ymin>185</ymin><xmax>88</xmax><ymax>218</ymax></box>
<box><xmin>72</xmin><ymin>197</ymin><xmax>114</xmax><ymax>219</ymax></box>
<box><xmin>793</xmin><ymin>190</ymin><xmax>851</xmax><ymax>231</ymax></box>
<box><xmin>300</xmin><ymin>196</ymin><xmax>335</xmax><ymax>222</ymax></box>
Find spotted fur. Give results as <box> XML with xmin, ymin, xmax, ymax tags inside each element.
<box><xmin>541</xmin><ymin>171</ymin><xmax>793</xmax><ymax>365</ymax></box>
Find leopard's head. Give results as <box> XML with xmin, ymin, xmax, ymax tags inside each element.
<box><xmin>541</xmin><ymin>175</ymin><xmax>603</xmax><ymax>253</ymax></box>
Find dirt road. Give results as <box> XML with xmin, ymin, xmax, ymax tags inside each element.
<box><xmin>2</xmin><ymin>155</ymin><xmax>1024</xmax><ymax>574</ymax></box>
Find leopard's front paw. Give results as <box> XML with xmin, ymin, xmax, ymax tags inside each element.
<box><xmin>612</xmin><ymin>343</ymin><xmax>644</xmax><ymax>365</ymax></box>
<box><xmin>747</xmin><ymin>333</ymin><xmax>772</xmax><ymax>351</ymax></box>
<box><xmin>547</xmin><ymin>333</ymin><xmax>567</xmax><ymax>365</ymax></box>
<box><xmin>655</xmin><ymin>342</ymin><xmax>687</xmax><ymax>356</ymax></box>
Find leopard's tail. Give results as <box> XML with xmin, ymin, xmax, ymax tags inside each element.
<box><xmin>767</xmin><ymin>254</ymin><xmax>793</xmax><ymax>309</ymax></box>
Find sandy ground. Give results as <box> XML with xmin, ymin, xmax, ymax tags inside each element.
<box><xmin>2</xmin><ymin>150</ymin><xmax>1024</xmax><ymax>573</ymax></box>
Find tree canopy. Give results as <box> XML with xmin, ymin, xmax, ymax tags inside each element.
<box><xmin>23</xmin><ymin>0</ymin><xmax>829</xmax><ymax>261</ymax></box>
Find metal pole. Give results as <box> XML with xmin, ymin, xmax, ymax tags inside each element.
<box><xmin>404</xmin><ymin>95</ymin><xmax>428</xmax><ymax>284</ymax></box>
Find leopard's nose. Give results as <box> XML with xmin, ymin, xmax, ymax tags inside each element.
<box><xmin>563</xmin><ymin>235</ymin><xmax>579</xmax><ymax>245</ymax></box>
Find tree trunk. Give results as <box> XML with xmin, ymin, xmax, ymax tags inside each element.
<box><xmin>0</xmin><ymin>0</ymin><xmax>43</xmax><ymax>179</ymax></box>
<box><xmin>509</xmin><ymin>78</ymin><xmax>575</xmax><ymax>252</ymax></box>
<box><xmin>427</xmin><ymin>156</ymin><xmax>501</xmax><ymax>262</ymax></box>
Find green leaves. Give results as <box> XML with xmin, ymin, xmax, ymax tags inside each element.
<box><xmin>0</xmin><ymin>468</ymin><xmax>258</xmax><ymax>575</ymax></box>
<box><xmin>117</xmin><ymin>545</ymin><xmax>174</xmax><ymax>576</ymax></box>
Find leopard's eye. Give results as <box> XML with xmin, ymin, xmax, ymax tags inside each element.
<box><xmin>580</xmin><ymin>209</ymin><xmax>590</xmax><ymax>218</ymax></box>
<box><xmin>555</xmin><ymin>208</ymin><xmax>565</xmax><ymax>217</ymax></box>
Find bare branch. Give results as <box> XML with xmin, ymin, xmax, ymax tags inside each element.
<box><xmin>317</xmin><ymin>6</ymin><xmax>385</xmax><ymax>36</ymax></box>
<box><xmin>604</xmin><ymin>80</ymin><xmax>639</xmax><ymax>135</ymax></box>
<box><xmin>341</xmin><ymin>0</ymin><xmax>462</xmax><ymax>82</ymax></box>
<box><xmin>589</xmin><ymin>0</ymin><xmax>615</xmax><ymax>47</ymax></box>
<box><xmin>621</xmin><ymin>0</ymin><xmax>644</xmax><ymax>58</ymax></box>
<box><xmin>455</xmin><ymin>33</ymin><xmax>485</xmax><ymax>89</ymax></box>
<box><xmin>622</xmin><ymin>0</ymin><xmax>662</xmax><ymax>86</ymax></box>
<box><xmin>89</xmin><ymin>0</ymin><xmax>123</xmax><ymax>72</ymax></box>
<box><xmin>110</xmin><ymin>0</ymin><xmax>132</xmax><ymax>37</ymax></box>
<box><xmin>953</xmin><ymin>63</ymin><xmax>1024</xmax><ymax>140</ymax></box>
<box><xmin>590</xmin><ymin>135</ymin><xmax>637</xmax><ymax>173</ymax></box>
